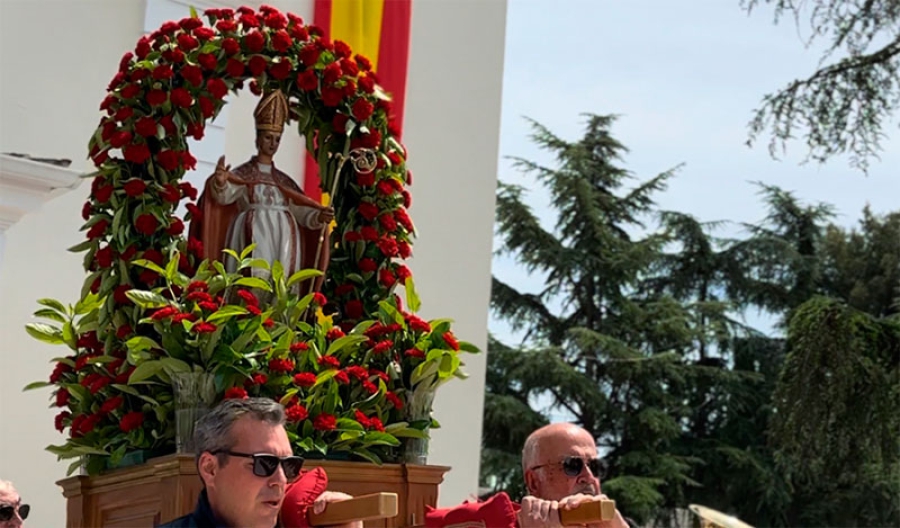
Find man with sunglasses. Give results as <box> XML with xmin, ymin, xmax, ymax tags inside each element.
<box><xmin>160</xmin><ymin>398</ymin><xmax>360</xmax><ymax>528</ymax></box>
<box><xmin>426</xmin><ymin>423</ymin><xmax>629</xmax><ymax>528</ymax></box>
<box><xmin>0</xmin><ymin>480</ymin><xmax>29</xmax><ymax>528</ymax></box>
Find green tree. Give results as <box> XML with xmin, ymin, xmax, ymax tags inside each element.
<box><xmin>743</xmin><ymin>0</ymin><xmax>900</xmax><ymax>170</ymax></box>
<box><xmin>484</xmin><ymin>115</ymin><xmax>728</xmax><ymax>523</ymax></box>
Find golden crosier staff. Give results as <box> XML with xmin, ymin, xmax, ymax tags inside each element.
<box><xmin>306</xmin><ymin>147</ymin><xmax>378</xmax><ymax>298</ymax></box>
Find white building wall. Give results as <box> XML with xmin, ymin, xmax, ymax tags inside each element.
<box><xmin>0</xmin><ymin>1</ymin><xmax>505</xmax><ymax>525</ymax></box>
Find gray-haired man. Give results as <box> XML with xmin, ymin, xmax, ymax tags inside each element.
<box><xmin>160</xmin><ymin>397</ymin><xmax>359</xmax><ymax>528</ymax></box>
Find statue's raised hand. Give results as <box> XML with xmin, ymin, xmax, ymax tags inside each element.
<box><xmin>214</xmin><ymin>155</ymin><xmax>232</xmax><ymax>186</ymax></box>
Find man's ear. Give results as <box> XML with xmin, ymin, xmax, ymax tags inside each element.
<box><xmin>523</xmin><ymin>468</ymin><xmax>538</xmax><ymax>496</ymax></box>
<box><xmin>198</xmin><ymin>452</ymin><xmax>219</xmax><ymax>487</ymax></box>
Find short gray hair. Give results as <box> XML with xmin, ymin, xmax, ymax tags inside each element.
<box><xmin>194</xmin><ymin>397</ymin><xmax>286</xmax><ymax>460</ymax></box>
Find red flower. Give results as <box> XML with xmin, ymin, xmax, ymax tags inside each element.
<box><xmin>89</xmin><ymin>376</ymin><xmax>111</xmax><ymax>394</ymax></box>
<box><xmin>181</xmin><ymin>182</ymin><xmax>199</xmax><ymax>201</ymax></box>
<box><xmin>358</xmin><ymin>202</ymin><xmax>379</xmax><ymax>220</ymax></box>
<box><xmin>379</xmin><ymin>269</ymin><xmax>396</xmax><ymax>288</ymax></box>
<box><xmin>317</xmin><ymin>356</ymin><xmax>340</xmax><ymax>369</ymax></box>
<box><xmin>385</xmin><ymin>392</ymin><xmax>403</xmax><ymax>410</ymax></box>
<box><xmin>359</xmin><ymin>75</ymin><xmax>375</xmax><ymax>94</ymax></box>
<box><xmin>140</xmin><ymin>269</ymin><xmax>159</xmax><ymax>284</ymax></box>
<box><xmin>240</xmin><ymin>12</ymin><xmax>260</xmax><ymax>27</ymax></box>
<box><xmin>207</xmin><ymin>78</ymin><xmax>228</xmax><ymax>99</ymax></box>
<box><xmin>269</xmin><ymin>60</ymin><xmax>292</xmax><ymax>80</ymax></box>
<box><xmin>171</xmin><ymin>87</ymin><xmax>193</xmax><ymax>108</ymax></box>
<box><xmin>146</xmin><ymin>89</ymin><xmax>167</xmax><ymax>106</ymax></box>
<box><xmin>362</xmin><ymin>380</ymin><xmax>378</xmax><ymax>394</ymax></box>
<box><xmin>188</xmin><ymin>290</ymin><xmax>214</xmax><ymax>303</ymax></box>
<box><xmin>162</xmin><ymin>48</ymin><xmax>185</xmax><ymax>64</ymax></box>
<box><xmin>321</xmin><ymin>86</ymin><xmax>344</xmax><ymax>107</ymax></box>
<box><xmin>345</xmin><ymin>300</ymin><xmax>363</xmax><ymax>319</ymax></box>
<box><xmin>115</xmin><ymin>106</ymin><xmax>134</xmax><ymax>122</ymax></box>
<box><xmin>187</xmin><ymin>122</ymin><xmax>205</xmax><ymax>140</ymax></box>
<box><xmin>313</xmin><ymin>292</ymin><xmax>327</xmax><ymax>306</ymax></box>
<box><xmin>359</xmin><ymin>258</ymin><xmax>377</xmax><ymax>273</ymax></box>
<box><xmin>177</xmin><ymin>32</ymin><xmax>199</xmax><ymax>51</ymax></box>
<box><xmin>340</xmin><ymin>58</ymin><xmax>359</xmax><ymax>77</ymax></box>
<box><xmin>271</xmin><ymin>29</ymin><xmax>292</xmax><ymax>52</ymax></box>
<box><xmin>134</xmin><ymin>117</ymin><xmax>157</xmax><ymax>138</ymax></box>
<box><xmin>291</xmin><ymin>24</ymin><xmax>309</xmax><ymax>41</ymax></box>
<box><xmin>199</xmin><ymin>96</ymin><xmax>215</xmax><ymax>118</ymax></box>
<box><xmin>368</xmin><ymin>417</ymin><xmax>385</xmax><ymax>432</ymax></box>
<box><xmin>94</xmin><ymin>245</ymin><xmax>114</xmax><ymax>268</ymax></box>
<box><xmin>244</xmin><ymin>29</ymin><xmax>265</xmax><ymax>53</ymax></box>
<box><xmin>143</xmin><ymin>248</ymin><xmax>164</xmax><ymax>265</ymax></box>
<box><xmin>248</xmin><ymin>55</ymin><xmax>268</xmax><ymax>76</ymax></box>
<box><xmin>100</xmin><ymin>396</ymin><xmax>124</xmax><ymax>414</ymax></box>
<box><xmin>377</xmin><ymin>180</ymin><xmax>395</xmax><ymax>197</ymax></box>
<box><xmin>326</xmin><ymin>327</ymin><xmax>345</xmax><ymax>340</ymax></box>
<box><xmin>398</xmin><ymin>241</ymin><xmax>412</xmax><ymax>259</ymax></box>
<box><xmin>124</xmin><ymin>143</ymin><xmax>151</xmax><ymax>164</ymax></box>
<box><xmin>116</xmin><ymin>323</ymin><xmax>133</xmax><ymax>339</ymax></box>
<box><xmin>299</xmin><ymin>44</ymin><xmax>322</xmax><ymax>67</ymax></box>
<box><xmin>222</xmin><ymin>37</ymin><xmax>240</xmax><ymax>55</ymax></box>
<box><xmin>293</xmin><ymin>372</ymin><xmax>316</xmax><ymax>387</ymax></box>
<box><xmin>226</xmin><ymin>58</ymin><xmax>244</xmax><ymax>77</ymax></box>
<box><xmin>187</xmin><ymin>281</ymin><xmax>208</xmax><ymax>293</ymax></box>
<box><xmin>159</xmin><ymin>114</ymin><xmax>177</xmax><ymax>134</ymax></box>
<box><xmin>245</xmin><ymin>305</ymin><xmax>261</xmax><ymax>316</ymax></box>
<box><xmin>109</xmin><ymin>130</ymin><xmax>132</xmax><ymax>148</ymax></box>
<box><xmin>114</xmin><ymin>285</ymin><xmax>133</xmax><ymax>305</ymax></box>
<box><xmin>198</xmin><ymin>301</ymin><xmax>218</xmax><ymax>311</ymax></box>
<box><xmin>372</xmin><ymin>340</ymin><xmax>393</xmax><ymax>354</ymax></box>
<box><xmin>135</xmin><ymin>213</ymin><xmax>159</xmax><ymax>236</ymax></box>
<box><xmin>263</xmin><ymin>318</ymin><xmax>275</xmax><ymax>328</ymax></box>
<box><xmin>217</xmin><ymin>19</ymin><xmax>238</xmax><ymax>32</ymax></box>
<box><xmin>92</xmin><ymin>186</ymin><xmax>112</xmax><ymax>206</ymax></box>
<box><xmin>333</xmin><ymin>40</ymin><xmax>351</xmax><ymax>59</ymax></box>
<box><xmin>195</xmin><ymin>27</ymin><xmax>215</xmax><ymax>41</ymax></box>
<box><xmin>166</xmin><ymin>217</ymin><xmax>185</xmax><ymax>235</ymax></box>
<box><xmin>354</xmin><ymin>409</ymin><xmax>370</xmax><ymax>428</ymax></box>
<box><xmin>407</xmin><ymin>315</ymin><xmax>431</xmax><ymax>333</ymax></box>
<box><xmin>379</xmin><ymin>214</ymin><xmax>397</xmax><ymax>232</ymax></box>
<box><xmin>224</xmin><ymin>387</ymin><xmax>249</xmax><ymax>400</ymax></box>
<box><xmin>181</xmin><ymin>64</ymin><xmax>203</xmax><ymax>87</ymax></box>
<box><xmin>377</xmin><ymin>238</ymin><xmax>399</xmax><ymax>257</ymax></box>
<box><xmin>56</xmin><ymin>388</ymin><xmax>70</xmax><ymax>407</ymax></box>
<box><xmin>355</xmin><ymin>54</ymin><xmax>372</xmax><ymax>71</ymax></box>
<box><xmin>344</xmin><ymin>231</ymin><xmax>361</xmax><ymax>242</ymax></box>
<box><xmin>313</xmin><ymin>413</ymin><xmax>337</xmax><ymax>431</ymax></box>
<box><xmin>297</xmin><ymin>70</ymin><xmax>318</xmax><ymax>91</ymax></box>
<box><xmin>250</xmin><ymin>373</ymin><xmax>268</xmax><ymax>386</ymax></box>
<box><xmin>356</xmin><ymin>172</ymin><xmax>375</xmax><ymax>187</ymax></box>
<box><xmin>120</xmin><ymin>411</ymin><xmax>144</xmax><ymax>432</ymax></box>
<box><xmin>172</xmin><ymin>312</ymin><xmax>196</xmax><ymax>324</ymax></box>
<box><xmin>235</xmin><ymin>289</ymin><xmax>258</xmax><ymax>306</ymax></box>
<box><xmin>155</xmin><ymin>149</ymin><xmax>179</xmax><ymax>172</ymax></box>
<box><xmin>443</xmin><ymin>331</ymin><xmax>460</xmax><ymax>351</ymax></box>
<box><xmin>198</xmin><ymin>52</ymin><xmax>218</xmax><ymax>71</ymax></box>
<box><xmin>268</xmin><ymin>358</ymin><xmax>295</xmax><ymax>373</ymax></box>
<box><xmin>136</xmin><ymin>36</ymin><xmax>151</xmax><ymax>59</ymax></box>
<box><xmin>352</xmin><ymin>98</ymin><xmax>375</xmax><ymax>122</ymax></box>
<box><xmin>193</xmin><ymin>321</ymin><xmax>217</xmax><ymax>334</ymax></box>
<box><xmin>323</xmin><ymin>62</ymin><xmax>342</xmax><ymax>84</ymax></box>
<box><xmin>152</xmin><ymin>64</ymin><xmax>174</xmax><ymax>81</ymax></box>
<box><xmin>346</xmin><ymin>366</ymin><xmax>368</xmax><ymax>380</ymax></box>
<box><xmin>151</xmin><ymin>306</ymin><xmax>179</xmax><ymax>320</ymax></box>
<box><xmin>396</xmin><ymin>265</ymin><xmax>412</xmax><ymax>284</ymax></box>
<box><xmin>405</xmin><ymin>348</ymin><xmax>425</xmax><ymax>359</ymax></box>
<box><xmin>181</xmin><ymin>150</ymin><xmax>197</xmax><ymax>170</ymax></box>
<box><xmin>290</xmin><ymin>342</ymin><xmax>309</xmax><ymax>353</ymax></box>
<box><xmin>55</xmin><ymin>411</ymin><xmax>70</xmax><ymax>432</ymax></box>
<box><xmin>334</xmin><ymin>370</ymin><xmax>350</xmax><ymax>384</ymax></box>
<box><xmin>285</xmin><ymin>405</ymin><xmax>309</xmax><ymax>422</ymax></box>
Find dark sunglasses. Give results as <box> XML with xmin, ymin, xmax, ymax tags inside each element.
<box><xmin>0</xmin><ymin>503</ymin><xmax>30</xmax><ymax>521</ymax></box>
<box><xmin>531</xmin><ymin>456</ymin><xmax>607</xmax><ymax>479</ymax></box>
<box><xmin>211</xmin><ymin>450</ymin><xmax>304</xmax><ymax>481</ymax></box>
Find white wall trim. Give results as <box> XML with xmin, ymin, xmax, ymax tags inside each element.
<box><xmin>0</xmin><ymin>154</ymin><xmax>83</xmax><ymax>231</ymax></box>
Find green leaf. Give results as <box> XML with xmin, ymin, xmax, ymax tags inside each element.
<box><xmin>68</xmin><ymin>239</ymin><xmax>94</xmax><ymax>253</ymax></box>
<box><xmin>26</xmin><ymin>323</ymin><xmax>65</xmax><ymax>345</ymax></box>
<box><xmin>189</xmin><ymin>5</ymin><xmax>198</xmax><ymax>18</ymax></box>
<box><xmin>74</xmin><ymin>293</ymin><xmax>103</xmax><ymax>315</ymax></box>
<box><xmin>458</xmin><ymin>341</ymin><xmax>480</xmax><ymax>353</ymax></box>
<box><xmin>389</xmin><ymin>427</ymin><xmax>430</xmax><ymax>439</ymax></box>
<box><xmin>361</xmin><ymin>431</ymin><xmax>401</xmax><ymax>447</ymax></box>
<box><xmin>313</xmin><ymin>369</ymin><xmax>338</xmax><ymax>387</ymax></box>
<box><xmin>286</xmin><ymin>269</ymin><xmax>324</xmax><ymax>288</ymax></box>
<box><xmin>131</xmin><ymin>258</ymin><xmax>166</xmax><ymax>275</ymax></box>
<box><xmin>243</xmin><ymin>258</ymin><xmax>271</xmax><ymax>271</ymax></box>
<box><xmin>23</xmin><ymin>381</ymin><xmax>51</xmax><ymax>391</ymax></box>
<box><xmin>234</xmin><ymin>277</ymin><xmax>273</xmax><ymax>292</ymax></box>
<box><xmin>207</xmin><ymin>305</ymin><xmax>249</xmax><ymax>323</ymax></box>
<box><xmin>128</xmin><ymin>360</ymin><xmax>165</xmax><ymax>384</ymax></box>
<box><xmin>350</xmin><ymin>447</ymin><xmax>381</xmax><ymax>464</ymax></box>
<box><xmin>405</xmin><ymin>276</ymin><xmax>421</xmax><ymax>312</ymax></box>
<box><xmin>239</xmin><ymin>243</ymin><xmax>258</xmax><ymax>261</ymax></box>
<box><xmin>336</xmin><ymin>417</ymin><xmax>365</xmax><ymax>432</ymax></box>
<box><xmin>125</xmin><ymin>290</ymin><xmax>170</xmax><ymax>309</ymax></box>
<box><xmin>33</xmin><ymin>308</ymin><xmax>67</xmax><ymax>324</ymax></box>
<box><xmin>378</xmin><ymin>300</ymin><xmax>406</xmax><ymax>326</ymax></box>
<box><xmin>126</xmin><ymin>336</ymin><xmax>161</xmax><ymax>353</ymax></box>
<box><xmin>37</xmin><ymin>298</ymin><xmax>68</xmax><ymax>315</ymax></box>
<box><xmin>160</xmin><ymin>357</ymin><xmax>192</xmax><ymax>374</ymax></box>
<box><xmin>325</xmin><ymin>334</ymin><xmax>367</xmax><ymax>355</ymax></box>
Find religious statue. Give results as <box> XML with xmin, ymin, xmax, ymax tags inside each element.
<box><xmin>189</xmin><ymin>90</ymin><xmax>334</xmax><ymax>287</ymax></box>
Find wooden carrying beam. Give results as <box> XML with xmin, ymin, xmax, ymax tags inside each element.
<box><xmin>308</xmin><ymin>492</ymin><xmax>399</xmax><ymax>526</ymax></box>
<box><xmin>558</xmin><ymin>498</ymin><xmax>616</xmax><ymax>525</ymax></box>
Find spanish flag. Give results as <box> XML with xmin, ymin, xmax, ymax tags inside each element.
<box><xmin>303</xmin><ymin>0</ymin><xmax>412</xmax><ymax>201</ymax></box>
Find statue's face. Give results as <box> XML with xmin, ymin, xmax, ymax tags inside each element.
<box><xmin>256</xmin><ymin>130</ymin><xmax>282</xmax><ymax>158</ymax></box>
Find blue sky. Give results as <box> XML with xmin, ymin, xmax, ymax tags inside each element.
<box><xmin>490</xmin><ymin>0</ymin><xmax>900</xmax><ymax>350</ymax></box>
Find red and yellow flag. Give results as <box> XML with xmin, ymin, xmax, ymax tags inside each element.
<box><xmin>304</xmin><ymin>0</ymin><xmax>412</xmax><ymax>200</ymax></box>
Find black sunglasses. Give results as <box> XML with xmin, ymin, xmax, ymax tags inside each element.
<box><xmin>211</xmin><ymin>450</ymin><xmax>304</xmax><ymax>481</ymax></box>
<box><xmin>0</xmin><ymin>503</ymin><xmax>30</xmax><ymax>521</ymax></box>
<box><xmin>531</xmin><ymin>456</ymin><xmax>607</xmax><ymax>479</ymax></box>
